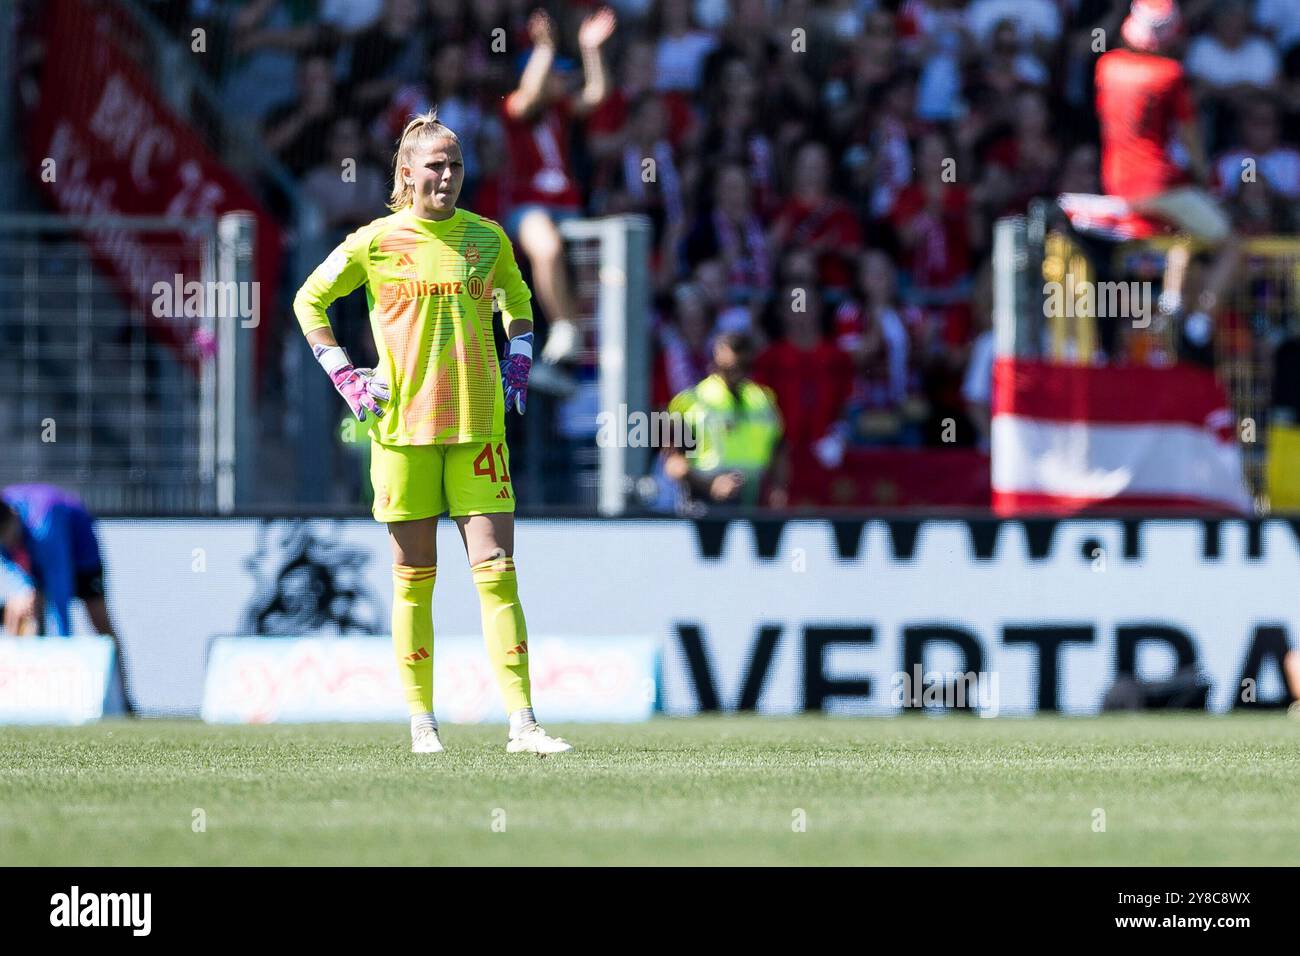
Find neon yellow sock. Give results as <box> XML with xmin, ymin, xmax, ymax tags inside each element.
<box><xmin>471</xmin><ymin>556</ymin><xmax>532</xmax><ymax>714</ymax></box>
<box><xmin>392</xmin><ymin>564</ymin><xmax>436</xmax><ymax>715</ymax></box>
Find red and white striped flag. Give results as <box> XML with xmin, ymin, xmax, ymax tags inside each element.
<box><xmin>992</xmin><ymin>357</ymin><xmax>1251</xmax><ymax>514</ymax></box>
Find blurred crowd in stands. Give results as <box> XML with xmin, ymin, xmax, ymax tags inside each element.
<box><xmin>134</xmin><ymin>0</ymin><xmax>1298</xmax><ymax>506</ymax></box>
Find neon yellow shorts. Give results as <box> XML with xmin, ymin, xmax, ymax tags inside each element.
<box><xmin>369</xmin><ymin>439</ymin><xmax>515</xmax><ymax>522</ymax></box>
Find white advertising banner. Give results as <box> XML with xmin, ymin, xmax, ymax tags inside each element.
<box><xmin>23</xmin><ymin>518</ymin><xmax>1300</xmax><ymax>717</ymax></box>
<box><xmin>201</xmin><ymin>635</ymin><xmax>657</xmax><ymax>724</ymax></box>
<box><xmin>0</xmin><ymin>637</ymin><xmax>115</xmax><ymax>724</ymax></box>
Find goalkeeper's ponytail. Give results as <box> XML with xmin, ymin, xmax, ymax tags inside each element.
<box><xmin>388</xmin><ymin>108</ymin><xmax>460</xmax><ymax>211</ymax></box>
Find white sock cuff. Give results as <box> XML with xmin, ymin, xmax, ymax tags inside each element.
<box><xmin>508</xmin><ymin>707</ymin><xmax>537</xmax><ymax>737</ymax></box>
<box><xmin>313</xmin><ymin>344</ymin><xmax>352</xmax><ymax>376</ymax></box>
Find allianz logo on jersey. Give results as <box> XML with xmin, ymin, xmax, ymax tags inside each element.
<box><xmin>378</xmin><ymin>273</ymin><xmax>486</xmax><ymax>307</ymax></box>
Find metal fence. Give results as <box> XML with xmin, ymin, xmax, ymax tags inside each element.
<box><xmin>0</xmin><ymin>213</ymin><xmax>255</xmax><ymax>514</ymax></box>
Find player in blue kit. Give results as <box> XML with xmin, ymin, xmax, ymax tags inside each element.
<box><xmin>0</xmin><ymin>484</ymin><xmax>135</xmax><ymax>713</ymax></box>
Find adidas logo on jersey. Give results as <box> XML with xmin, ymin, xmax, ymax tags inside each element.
<box><xmin>496</xmin><ymin>487</ymin><xmax>511</xmax><ymax>500</ymax></box>
<box><xmin>405</xmin><ymin>647</ymin><xmax>430</xmax><ymax>663</ymax></box>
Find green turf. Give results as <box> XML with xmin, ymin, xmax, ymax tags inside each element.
<box><xmin>1</xmin><ymin>715</ymin><xmax>1297</xmax><ymax>865</ymax></box>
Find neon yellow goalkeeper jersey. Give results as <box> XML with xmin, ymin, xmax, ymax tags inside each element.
<box><xmin>294</xmin><ymin>206</ymin><xmax>533</xmax><ymax>445</ymax></box>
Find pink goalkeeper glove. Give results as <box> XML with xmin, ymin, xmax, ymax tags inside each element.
<box><xmin>313</xmin><ymin>344</ymin><xmax>389</xmax><ymax>422</ymax></box>
<box><xmin>502</xmin><ymin>332</ymin><xmax>533</xmax><ymax>415</ymax></box>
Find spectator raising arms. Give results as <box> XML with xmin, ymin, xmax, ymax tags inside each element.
<box><xmin>502</xmin><ymin>6</ymin><xmax>617</xmax><ymax>369</ymax></box>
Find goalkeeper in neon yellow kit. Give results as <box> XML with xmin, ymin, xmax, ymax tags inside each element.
<box><xmin>293</xmin><ymin>109</ymin><xmax>570</xmax><ymax>755</ymax></box>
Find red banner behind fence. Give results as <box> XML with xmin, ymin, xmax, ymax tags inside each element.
<box><xmin>25</xmin><ymin>0</ymin><xmax>283</xmax><ymax>370</ymax></box>
<box><xmin>992</xmin><ymin>357</ymin><xmax>1250</xmax><ymax>515</ymax></box>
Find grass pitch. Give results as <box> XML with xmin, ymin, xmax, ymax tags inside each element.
<box><xmin>1</xmin><ymin>715</ymin><xmax>1297</xmax><ymax>866</ymax></box>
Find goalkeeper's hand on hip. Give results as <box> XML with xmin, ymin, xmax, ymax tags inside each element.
<box><xmin>502</xmin><ymin>332</ymin><xmax>533</xmax><ymax>415</ymax></box>
<box><xmin>313</xmin><ymin>344</ymin><xmax>389</xmax><ymax>422</ymax></box>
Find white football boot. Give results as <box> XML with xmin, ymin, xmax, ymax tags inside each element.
<box><xmin>411</xmin><ymin>725</ymin><xmax>445</xmax><ymax>753</ymax></box>
<box><xmin>506</xmin><ymin>724</ymin><xmax>573</xmax><ymax>756</ymax></box>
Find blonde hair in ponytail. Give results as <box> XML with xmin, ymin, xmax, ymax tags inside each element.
<box><xmin>388</xmin><ymin>108</ymin><xmax>460</xmax><ymax>211</ymax></box>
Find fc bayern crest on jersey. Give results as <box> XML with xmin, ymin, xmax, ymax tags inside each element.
<box><xmin>467</xmin><ymin>274</ymin><xmax>485</xmax><ymax>299</ymax></box>
<box><xmin>465</xmin><ymin>242</ymin><xmax>480</xmax><ymax>264</ymax></box>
